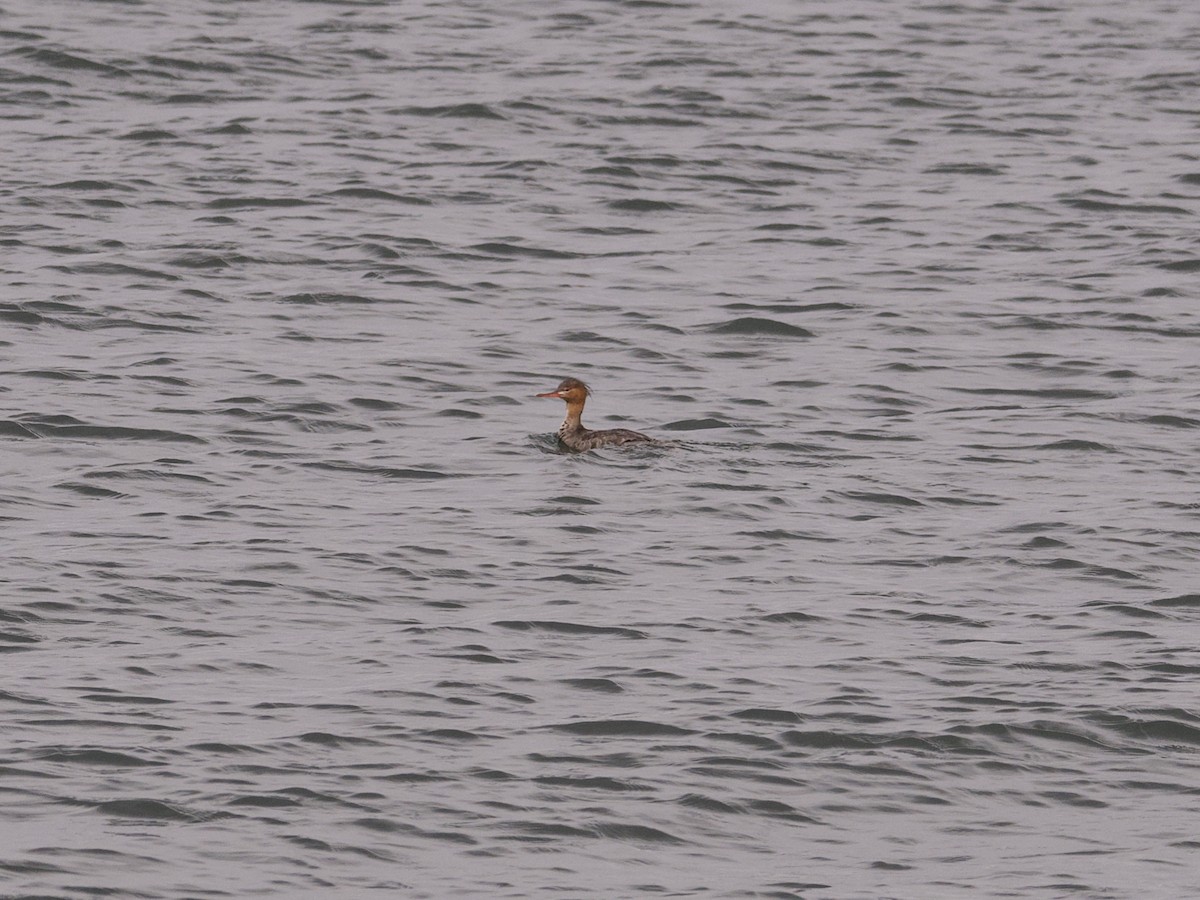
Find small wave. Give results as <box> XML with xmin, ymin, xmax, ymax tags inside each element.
<box><xmin>399</xmin><ymin>102</ymin><xmax>505</xmax><ymax>119</ymax></box>
<box><xmin>167</xmin><ymin>252</ymin><xmax>248</xmax><ymax>269</ymax></box>
<box><xmin>1034</xmin><ymin>439</ymin><xmax>1118</xmax><ymax>452</ymax></box>
<box><xmin>1156</xmin><ymin>258</ymin><xmax>1200</xmax><ymax>272</ymax></box>
<box><xmin>118</xmin><ymin>129</ymin><xmax>178</xmax><ymax>142</ymax></box>
<box><xmin>534</xmin><ymin>775</ymin><xmax>649</xmax><ymax>792</ymax></box>
<box><xmin>80</xmin><ymin>692</ymin><xmax>172</xmax><ymax>705</ymax></box>
<box><xmin>45</xmin><ymin>179</ymin><xmax>132</xmax><ymax>191</ymax></box>
<box><xmin>732</xmin><ymin>708</ymin><xmax>804</xmax><ymax>723</ymax></box>
<box><xmin>17</xmin><ymin>47</ymin><xmax>128</xmax><ymax>75</ymax></box>
<box><xmin>591</xmin><ymin>822</ymin><xmax>684</xmax><ymax>844</ymax></box>
<box><xmin>43</xmin><ymin>748</ymin><xmax>165</xmax><ymax>768</ymax></box>
<box><xmin>20</xmin><ymin>422</ymin><xmax>204</xmax><ymax>443</ymax></box>
<box><xmin>49</xmin><ymin>261</ymin><xmax>178</xmax><ymax>282</ymax></box>
<box><xmin>741</xmin><ymin>530</ymin><xmax>836</xmax><ymax>542</ymax></box>
<box><xmin>0</xmin><ymin>420</ymin><xmax>40</xmax><ymax>438</ymax></box>
<box><xmin>560</xmin><ymin>678</ymin><xmax>623</xmax><ymax>693</ymax></box>
<box><xmin>281</xmin><ymin>292</ymin><xmax>379</xmax><ymax>304</ymax></box>
<box><xmin>1149</xmin><ymin>593</ymin><xmax>1200</xmax><ymax>609</ymax></box>
<box><xmin>206</xmin><ymin>197</ymin><xmax>311</xmax><ymax>209</ymax></box>
<box><xmin>0</xmin><ymin>629</ymin><xmax>39</xmax><ymax>647</ymax></box>
<box><xmin>661</xmin><ymin>417</ymin><xmax>732</xmax><ymax>431</ymax></box>
<box><xmin>301</xmin><ymin>461</ymin><xmax>454</xmax><ymax>480</ymax></box>
<box><xmin>325</xmin><ymin>187</ymin><xmax>431</xmax><ymax>205</ymax></box>
<box><xmin>54</xmin><ymin>482</ymin><xmax>129</xmax><ymax>499</ymax></box>
<box><xmin>494</xmin><ymin>620</ymin><xmax>647</xmax><ymax>639</ymax></box>
<box><xmin>296</xmin><ymin>731</ymin><xmax>379</xmax><ymax>748</ymax></box>
<box><xmin>1060</xmin><ymin>194</ymin><xmax>1192</xmax><ymax>216</ymax></box>
<box><xmin>1142</xmin><ymin>415</ymin><xmax>1200</xmax><ymax>429</ymax></box>
<box><xmin>607</xmin><ymin>198</ymin><xmax>681</xmax><ymax>211</ymax></box>
<box><xmin>706</xmin><ymin>317</ymin><xmax>814</xmax><ymax>337</ymax></box>
<box><xmin>95</xmin><ymin>799</ymin><xmax>217</xmax><ymax>822</ymax></box>
<box><xmin>502</xmin><ymin>820</ymin><xmax>593</xmax><ymax>840</ymax></box>
<box><xmin>1032</xmin><ymin>561</ymin><xmax>1142</xmax><ymax>581</ymax></box>
<box><xmin>759</xmin><ymin>611</ymin><xmax>823</xmax><ymax>623</ymax></box>
<box><xmin>950</xmin><ymin>387</ymin><xmax>1115</xmax><ymax>400</ymax></box>
<box><xmin>470</xmin><ymin>242</ymin><xmax>580</xmax><ymax>260</ymax></box>
<box><xmin>1085</xmin><ymin>712</ymin><xmax>1200</xmax><ymax>747</ymax></box>
<box><xmin>547</xmin><ymin>720</ymin><xmax>695</xmax><ymax>737</ymax></box>
<box><xmin>925</xmin><ymin>163</ymin><xmax>1006</xmax><ymax>175</ymax></box>
<box><xmin>836</xmin><ymin>490</ymin><xmax>924</xmax><ymax>507</ymax></box>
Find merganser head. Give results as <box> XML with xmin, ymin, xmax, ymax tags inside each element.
<box><xmin>536</xmin><ymin>377</ymin><xmax>590</xmax><ymax>404</ymax></box>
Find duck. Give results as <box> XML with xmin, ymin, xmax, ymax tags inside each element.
<box><xmin>536</xmin><ymin>377</ymin><xmax>660</xmax><ymax>452</ymax></box>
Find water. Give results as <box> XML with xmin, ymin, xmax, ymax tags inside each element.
<box><xmin>3</xmin><ymin>1</ymin><xmax>1199</xmax><ymax>897</ymax></box>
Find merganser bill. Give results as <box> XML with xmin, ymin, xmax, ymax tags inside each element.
<box><xmin>536</xmin><ymin>377</ymin><xmax>659</xmax><ymax>452</ymax></box>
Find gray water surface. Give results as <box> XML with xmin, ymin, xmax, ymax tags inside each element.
<box><xmin>3</xmin><ymin>1</ymin><xmax>1199</xmax><ymax>897</ymax></box>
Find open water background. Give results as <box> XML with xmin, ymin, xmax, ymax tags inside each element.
<box><xmin>2</xmin><ymin>1</ymin><xmax>1199</xmax><ymax>897</ymax></box>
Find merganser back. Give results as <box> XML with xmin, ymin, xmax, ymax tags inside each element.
<box><xmin>536</xmin><ymin>377</ymin><xmax>659</xmax><ymax>452</ymax></box>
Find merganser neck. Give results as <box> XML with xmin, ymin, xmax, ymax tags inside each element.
<box><xmin>559</xmin><ymin>399</ymin><xmax>585</xmax><ymax>436</ymax></box>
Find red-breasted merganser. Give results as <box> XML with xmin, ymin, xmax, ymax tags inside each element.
<box><xmin>536</xmin><ymin>377</ymin><xmax>659</xmax><ymax>452</ymax></box>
